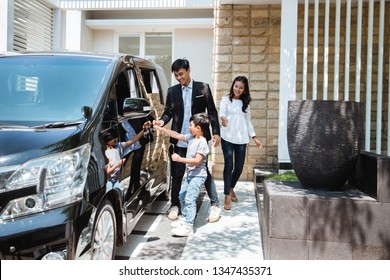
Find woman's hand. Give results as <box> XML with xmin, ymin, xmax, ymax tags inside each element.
<box><xmin>221</xmin><ymin>116</ymin><xmax>228</xmax><ymax>127</ymax></box>
<box><xmin>253</xmin><ymin>137</ymin><xmax>263</xmax><ymax>149</ymax></box>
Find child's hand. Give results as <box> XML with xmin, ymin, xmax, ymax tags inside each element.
<box><xmin>142</xmin><ymin>121</ymin><xmax>151</xmax><ymax>130</ymax></box>
<box><xmin>116</xmin><ymin>158</ymin><xmax>126</xmax><ymax>167</ymax></box>
<box><xmin>171</xmin><ymin>153</ymin><xmax>181</xmax><ymax>162</ymax></box>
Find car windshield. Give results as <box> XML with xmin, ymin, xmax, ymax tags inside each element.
<box><xmin>0</xmin><ymin>55</ymin><xmax>113</xmax><ymax>126</ymax></box>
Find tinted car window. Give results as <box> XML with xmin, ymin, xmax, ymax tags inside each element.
<box><xmin>0</xmin><ymin>56</ymin><xmax>112</xmax><ymax>125</ymax></box>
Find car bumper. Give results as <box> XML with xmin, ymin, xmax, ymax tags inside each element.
<box><xmin>0</xmin><ymin>200</ymin><xmax>95</xmax><ymax>260</ymax></box>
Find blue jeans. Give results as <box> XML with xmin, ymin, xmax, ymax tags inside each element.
<box><xmin>221</xmin><ymin>138</ymin><xmax>247</xmax><ymax>195</ymax></box>
<box><xmin>171</xmin><ymin>145</ymin><xmax>220</xmax><ymax>208</ymax></box>
<box><xmin>179</xmin><ymin>175</ymin><xmax>206</xmax><ymax>226</ymax></box>
<box><xmin>106</xmin><ymin>180</ymin><xmax>122</xmax><ymax>193</ymax></box>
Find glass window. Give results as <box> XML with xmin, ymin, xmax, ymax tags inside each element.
<box><xmin>119</xmin><ymin>36</ymin><xmax>140</xmax><ymax>56</ymax></box>
<box><xmin>145</xmin><ymin>33</ymin><xmax>172</xmax><ymax>87</ymax></box>
<box><xmin>118</xmin><ymin>33</ymin><xmax>172</xmax><ymax>86</ymax></box>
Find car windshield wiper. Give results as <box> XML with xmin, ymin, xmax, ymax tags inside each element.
<box><xmin>0</xmin><ymin>123</ymin><xmax>30</xmax><ymax>129</ymax></box>
<box><xmin>32</xmin><ymin>121</ymin><xmax>83</xmax><ymax>129</ymax></box>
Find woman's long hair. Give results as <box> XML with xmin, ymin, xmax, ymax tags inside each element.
<box><xmin>228</xmin><ymin>76</ymin><xmax>251</xmax><ymax>113</ymax></box>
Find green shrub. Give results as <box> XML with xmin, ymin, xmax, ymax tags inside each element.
<box><xmin>266</xmin><ymin>171</ymin><xmax>299</xmax><ymax>182</ymax></box>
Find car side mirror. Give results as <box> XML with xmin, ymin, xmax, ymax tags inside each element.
<box><xmin>82</xmin><ymin>106</ymin><xmax>93</xmax><ymax>120</ymax></box>
<box><xmin>122</xmin><ymin>98</ymin><xmax>152</xmax><ymax>119</ymax></box>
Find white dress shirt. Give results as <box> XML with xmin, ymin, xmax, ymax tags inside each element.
<box><xmin>177</xmin><ymin>80</ymin><xmax>193</xmax><ymax>148</ymax></box>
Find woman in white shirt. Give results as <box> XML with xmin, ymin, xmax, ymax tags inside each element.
<box><xmin>219</xmin><ymin>76</ymin><xmax>263</xmax><ymax>210</ymax></box>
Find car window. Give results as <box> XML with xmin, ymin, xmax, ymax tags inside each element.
<box><xmin>0</xmin><ymin>56</ymin><xmax>112</xmax><ymax>125</ymax></box>
<box><xmin>115</xmin><ymin>71</ymin><xmax>131</xmax><ymax>116</ymax></box>
<box><xmin>140</xmin><ymin>68</ymin><xmax>163</xmax><ymax>104</ymax></box>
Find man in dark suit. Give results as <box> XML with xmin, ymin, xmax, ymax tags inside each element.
<box><xmin>154</xmin><ymin>58</ymin><xmax>222</xmax><ymax>223</ymax></box>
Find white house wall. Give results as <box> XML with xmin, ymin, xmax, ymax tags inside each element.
<box><xmin>80</xmin><ymin>27</ymin><xmax>213</xmax><ymax>87</ymax></box>
<box><xmin>80</xmin><ymin>11</ymin><xmax>94</xmax><ymax>51</ymax></box>
<box><xmin>65</xmin><ymin>10</ymin><xmax>81</xmax><ymax>50</ymax></box>
<box><xmin>91</xmin><ymin>30</ymin><xmax>115</xmax><ymax>52</ymax></box>
<box><xmin>172</xmin><ymin>29</ymin><xmax>213</xmax><ymax>87</ymax></box>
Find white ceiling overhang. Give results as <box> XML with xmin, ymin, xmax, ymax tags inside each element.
<box><xmin>85</xmin><ymin>18</ymin><xmax>214</xmax><ymax>31</ymax></box>
<box><xmin>60</xmin><ymin>0</ymin><xmax>283</xmax><ymax>10</ymax></box>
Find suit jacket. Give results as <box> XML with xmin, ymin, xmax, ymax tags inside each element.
<box><xmin>160</xmin><ymin>80</ymin><xmax>220</xmax><ymax>144</ymax></box>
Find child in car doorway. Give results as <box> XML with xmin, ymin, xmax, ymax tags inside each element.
<box><xmin>102</xmin><ymin>121</ymin><xmax>151</xmax><ymax>191</ymax></box>
<box><xmin>154</xmin><ymin>113</ymin><xmax>210</xmax><ymax>237</ymax></box>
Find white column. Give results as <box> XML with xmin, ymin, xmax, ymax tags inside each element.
<box><xmin>333</xmin><ymin>0</ymin><xmax>341</xmax><ymax>100</ymax></box>
<box><xmin>65</xmin><ymin>10</ymin><xmax>82</xmax><ymax>51</ymax></box>
<box><xmin>313</xmin><ymin>0</ymin><xmax>319</xmax><ymax>100</ymax></box>
<box><xmin>376</xmin><ymin>0</ymin><xmax>385</xmax><ymax>154</ymax></box>
<box><xmin>323</xmin><ymin>0</ymin><xmax>330</xmax><ymax>100</ymax></box>
<box><xmin>355</xmin><ymin>0</ymin><xmax>363</xmax><ymax>102</ymax></box>
<box><xmin>344</xmin><ymin>0</ymin><xmax>351</xmax><ymax>101</ymax></box>
<box><xmin>53</xmin><ymin>9</ymin><xmax>66</xmax><ymax>50</ymax></box>
<box><xmin>0</xmin><ymin>0</ymin><xmax>12</xmax><ymax>52</ymax></box>
<box><xmin>302</xmin><ymin>0</ymin><xmax>308</xmax><ymax>100</ymax></box>
<box><xmin>278</xmin><ymin>0</ymin><xmax>298</xmax><ymax>167</ymax></box>
<box><xmin>365</xmin><ymin>0</ymin><xmax>374</xmax><ymax>152</ymax></box>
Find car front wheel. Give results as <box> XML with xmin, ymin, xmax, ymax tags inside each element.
<box><xmin>91</xmin><ymin>200</ymin><xmax>117</xmax><ymax>260</ymax></box>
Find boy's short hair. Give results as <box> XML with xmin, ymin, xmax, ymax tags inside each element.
<box><xmin>190</xmin><ymin>113</ymin><xmax>210</xmax><ymax>136</ymax></box>
<box><xmin>171</xmin><ymin>58</ymin><xmax>190</xmax><ymax>73</ymax></box>
<box><xmin>101</xmin><ymin>130</ymin><xmax>117</xmax><ymax>143</ymax></box>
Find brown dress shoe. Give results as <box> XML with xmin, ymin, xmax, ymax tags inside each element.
<box><xmin>230</xmin><ymin>188</ymin><xmax>238</xmax><ymax>202</ymax></box>
<box><xmin>224</xmin><ymin>195</ymin><xmax>231</xmax><ymax>210</ymax></box>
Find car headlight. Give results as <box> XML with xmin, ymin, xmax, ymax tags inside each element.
<box><xmin>0</xmin><ymin>144</ymin><xmax>91</xmax><ymax>220</ymax></box>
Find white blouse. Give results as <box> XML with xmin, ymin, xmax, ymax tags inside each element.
<box><xmin>219</xmin><ymin>95</ymin><xmax>256</xmax><ymax>144</ymax></box>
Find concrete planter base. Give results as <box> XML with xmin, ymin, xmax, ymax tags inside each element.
<box><xmin>259</xmin><ymin>180</ymin><xmax>390</xmax><ymax>260</ymax></box>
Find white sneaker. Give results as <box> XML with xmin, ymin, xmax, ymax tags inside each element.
<box><xmin>171</xmin><ymin>216</ymin><xmax>185</xmax><ymax>228</ymax></box>
<box><xmin>168</xmin><ymin>206</ymin><xmax>179</xmax><ymax>220</ymax></box>
<box><xmin>171</xmin><ymin>224</ymin><xmax>193</xmax><ymax>237</ymax></box>
<box><xmin>208</xmin><ymin>205</ymin><xmax>221</xmax><ymax>223</ymax></box>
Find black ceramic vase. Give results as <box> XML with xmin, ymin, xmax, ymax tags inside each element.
<box><xmin>287</xmin><ymin>100</ymin><xmax>363</xmax><ymax>191</ymax></box>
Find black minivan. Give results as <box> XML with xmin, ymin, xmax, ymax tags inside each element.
<box><xmin>0</xmin><ymin>51</ymin><xmax>171</xmax><ymax>260</ymax></box>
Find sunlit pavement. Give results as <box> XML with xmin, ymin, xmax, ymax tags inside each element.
<box><xmin>181</xmin><ymin>180</ymin><xmax>263</xmax><ymax>260</ymax></box>
<box><xmin>115</xmin><ymin>180</ymin><xmax>263</xmax><ymax>260</ymax></box>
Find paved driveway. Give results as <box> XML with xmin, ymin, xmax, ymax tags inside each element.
<box><xmin>116</xmin><ymin>180</ymin><xmax>263</xmax><ymax>260</ymax></box>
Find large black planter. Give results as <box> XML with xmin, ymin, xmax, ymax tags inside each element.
<box><xmin>287</xmin><ymin>100</ymin><xmax>364</xmax><ymax>191</ymax></box>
